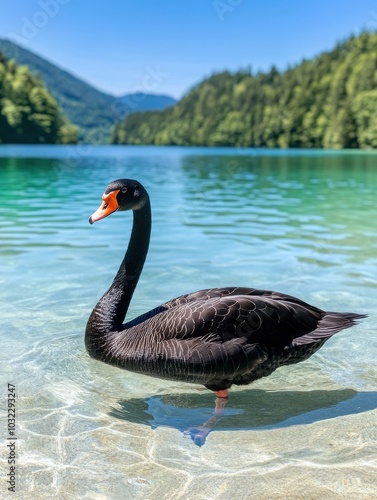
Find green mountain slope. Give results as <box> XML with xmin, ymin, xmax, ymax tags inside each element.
<box><xmin>111</xmin><ymin>31</ymin><xmax>377</xmax><ymax>149</ymax></box>
<box><xmin>0</xmin><ymin>52</ymin><xmax>77</xmax><ymax>144</ymax></box>
<box><xmin>0</xmin><ymin>39</ymin><xmax>176</xmax><ymax>143</ymax></box>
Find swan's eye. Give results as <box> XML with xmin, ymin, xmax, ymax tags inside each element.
<box><xmin>122</xmin><ymin>187</ymin><xmax>127</xmax><ymax>193</ymax></box>
<box><xmin>103</xmin><ymin>203</ymin><xmax>108</xmax><ymax>209</ymax></box>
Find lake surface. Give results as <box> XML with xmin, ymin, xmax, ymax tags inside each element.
<box><xmin>0</xmin><ymin>145</ymin><xmax>376</xmax><ymax>499</ymax></box>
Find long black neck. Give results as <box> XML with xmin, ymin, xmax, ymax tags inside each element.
<box><xmin>85</xmin><ymin>196</ymin><xmax>151</xmax><ymax>356</ymax></box>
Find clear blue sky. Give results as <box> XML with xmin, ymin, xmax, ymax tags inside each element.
<box><xmin>1</xmin><ymin>0</ymin><xmax>377</xmax><ymax>98</ymax></box>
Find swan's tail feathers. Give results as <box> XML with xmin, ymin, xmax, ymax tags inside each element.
<box><xmin>292</xmin><ymin>312</ymin><xmax>367</xmax><ymax>346</ymax></box>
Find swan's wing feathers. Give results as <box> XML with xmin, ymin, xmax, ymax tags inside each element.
<box><xmin>150</xmin><ymin>295</ymin><xmax>258</xmax><ymax>342</ymax></box>
<box><xmin>160</xmin><ymin>287</ymin><xmax>326</xmax><ymax>344</ymax></box>
<box><xmin>244</xmin><ymin>296</ymin><xmax>324</xmax><ymax>346</ymax></box>
<box><xmin>161</xmin><ymin>287</ymin><xmax>258</xmax><ymax>309</ymax></box>
<box><xmin>154</xmin><ymin>335</ymin><xmax>268</xmax><ymax>384</ymax></box>
<box><xmin>150</xmin><ymin>293</ymin><xmax>324</xmax><ymax>347</ymax></box>
<box><xmin>292</xmin><ymin>312</ymin><xmax>366</xmax><ymax>346</ymax></box>
<box><xmin>160</xmin><ymin>286</ymin><xmax>324</xmax><ymax>310</ymax></box>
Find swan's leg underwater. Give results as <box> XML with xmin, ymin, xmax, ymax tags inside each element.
<box><xmin>214</xmin><ymin>390</ymin><xmax>229</xmax><ymax>417</ymax></box>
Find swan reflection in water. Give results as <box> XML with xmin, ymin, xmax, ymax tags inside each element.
<box><xmin>109</xmin><ymin>389</ymin><xmax>376</xmax><ymax>446</ymax></box>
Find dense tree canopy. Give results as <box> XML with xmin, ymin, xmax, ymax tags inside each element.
<box><xmin>112</xmin><ymin>31</ymin><xmax>377</xmax><ymax>149</ymax></box>
<box><xmin>0</xmin><ymin>52</ymin><xmax>77</xmax><ymax>144</ymax></box>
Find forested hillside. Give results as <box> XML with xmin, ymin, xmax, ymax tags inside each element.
<box><xmin>0</xmin><ymin>52</ymin><xmax>77</xmax><ymax>144</ymax></box>
<box><xmin>0</xmin><ymin>39</ymin><xmax>176</xmax><ymax>143</ymax></box>
<box><xmin>112</xmin><ymin>31</ymin><xmax>377</xmax><ymax>149</ymax></box>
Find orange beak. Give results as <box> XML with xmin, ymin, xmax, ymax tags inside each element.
<box><xmin>89</xmin><ymin>189</ymin><xmax>120</xmax><ymax>224</ymax></box>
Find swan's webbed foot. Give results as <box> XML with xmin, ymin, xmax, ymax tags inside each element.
<box><xmin>184</xmin><ymin>425</ymin><xmax>212</xmax><ymax>446</ymax></box>
<box><xmin>184</xmin><ymin>394</ymin><xmax>229</xmax><ymax>446</ymax></box>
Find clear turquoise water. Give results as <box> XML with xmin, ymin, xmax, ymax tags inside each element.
<box><xmin>0</xmin><ymin>146</ymin><xmax>376</xmax><ymax>498</ymax></box>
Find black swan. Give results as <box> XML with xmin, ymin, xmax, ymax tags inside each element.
<box><xmin>85</xmin><ymin>179</ymin><xmax>366</xmax><ymax>404</ymax></box>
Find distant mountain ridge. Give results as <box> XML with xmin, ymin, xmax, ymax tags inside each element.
<box><xmin>0</xmin><ymin>39</ymin><xmax>176</xmax><ymax>142</ymax></box>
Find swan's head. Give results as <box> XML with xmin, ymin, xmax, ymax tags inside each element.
<box><xmin>89</xmin><ymin>179</ymin><xmax>148</xmax><ymax>224</ymax></box>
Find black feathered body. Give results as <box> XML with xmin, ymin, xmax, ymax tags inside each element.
<box><xmin>86</xmin><ymin>286</ymin><xmax>363</xmax><ymax>391</ymax></box>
